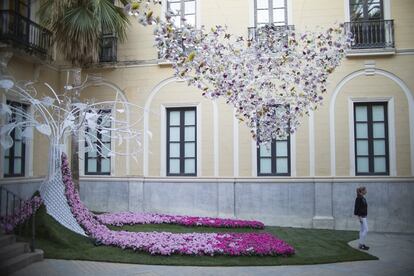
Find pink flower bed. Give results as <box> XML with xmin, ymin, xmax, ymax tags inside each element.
<box><xmin>0</xmin><ymin>196</ymin><xmax>43</xmax><ymax>233</ymax></box>
<box><xmin>97</xmin><ymin>212</ymin><xmax>264</xmax><ymax>229</ymax></box>
<box><xmin>61</xmin><ymin>153</ymin><xmax>294</xmax><ymax>256</ymax></box>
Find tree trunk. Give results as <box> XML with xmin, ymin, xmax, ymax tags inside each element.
<box><xmin>70</xmin><ymin>69</ymin><xmax>81</xmax><ymax>191</ymax></box>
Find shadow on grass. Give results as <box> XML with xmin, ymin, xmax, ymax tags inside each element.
<box><xmin>17</xmin><ymin>206</ymin><xmax>378</xmax><ymax>266</ymax></box>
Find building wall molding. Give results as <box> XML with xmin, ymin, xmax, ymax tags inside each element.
<box><xmin>348</xmin><ymin>96</ymin><xmax>397</xmax><ymax>176</ymax></box>
<box><xmin>308</xmin><ymin>111</ymin><xmax>315</xmax><ymax>177</ymax></box>
<box><xmin>213</xmin><ymin>100</ymin><xmax>219</xmax><ymax>177</ymax></box>
<box><xmin>160</xmin><ymin>102</ymin><xmax>202</xmax><ymax>177</ymax></box>
<box><xmin>233</xmin><ymin>108</ymin><xmax>239</xmax><ymax>177</ymax></box>
<box><xmin>330</xmin><ymin>68</ymin><xmax>414</xmax><ymax>176</ymax></box>
<box><xmin>144</xmin><ymin>77</ymin><xmax>183</xmax><ymax>176</ymax></box>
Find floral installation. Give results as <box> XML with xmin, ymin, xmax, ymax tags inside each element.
<box><xmin>125</xmin><ymin>1</ymin><xmax>352</xmax><ymax>143</ymax></box>
<box><xmin>62</xmin><ymin>153</ymin><xmax>294</xmax><ymax>256</ymax></box>
<box><xmin>0</xmin><ymin>195</ymin><xmax>43</xmax><ymax>233</ymax></box>
<box><xmin>97</xmin><ymin>212</ymin><xmax>265</xmax><ymax>229</ymax></box>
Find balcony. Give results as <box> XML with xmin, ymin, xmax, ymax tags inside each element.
<box><xmin>344</xmin><ymin>20</ymin><xmax>395</xmax><ymax>55</ymax></box>
<box><xmin>99</xmin><ymin>35</ymin><xmax>117</xmax><ymax>63</ymax></box>
<box><xmin>0</xmin><ymin>10</ymin><xmax>52</xmax><ymax>58</ymax></box>
<box><xmin>248</xmin><ymin>24</ymin><xmax>295</xmax><ymax>42</ymax></box>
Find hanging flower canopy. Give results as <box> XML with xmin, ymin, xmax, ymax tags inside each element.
<box><xmin>126</xmin><ymin>0</ymin><xmax>352</xmax><ymax>144</ymax></box>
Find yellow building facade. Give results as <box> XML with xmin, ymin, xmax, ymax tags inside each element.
<box><xmin>1</xmin><ymin>0</ymin><xmax>414</xmax><ymax>232</ymax></box>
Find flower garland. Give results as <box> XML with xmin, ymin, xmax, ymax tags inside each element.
<box><xmin>97</xmin><ymin>212</ymin><xmax>265</xmax><ymax>229</ymax></box>
<box><xmin>124</xmin><ymin>1</ymin><xmax>352</xmax><ymax>143</ymax></box>
<box><xmin>62</xmin><ymin>153</ymin><xmax>294</xmax><ymax>256</ymax></box>
<box><xmin>0</xmin><ymin>195</ymin><xmax>43</xmax><ymax>233</ymax></box>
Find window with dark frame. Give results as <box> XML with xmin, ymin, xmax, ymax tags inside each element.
<box><xmin>348</xmin><ymin>0</ymin><xmax>387</xmax><ymax>48</ymax></box>
<box><xmin>167</xmin><ymin>0</ymin><xmax>196</xmax><ymax>27</ymax></box>
<box><xmin>167</xmin><ymin>107</ymin><xmax>196</xmax><ymax>176</ymax></box>
<box><xmin>99</xmin><ymin>0</ymin><xmax>117</xmax><ymax>62</ymax></box>
<box><xmin>354</xmin><ymin>102</ymin><xmax>389</xmax><ymax>175</ymax></box>
<box><xmin>255</xmin><ymin>0</ymin><xmax>287</xmax><ymax>27</ymax></box>
<box><xmin>257</xmin><ymin>136</ymin><xmax>291</xmax><ymax>176</ymax></box>
<box><xmin>84</xmin><ymin>110</ymin><xmax>111</xmax><ymax>175</ymax></box>
<box><xmin>3</xmin><ymin>101</ymin><xmax>27</xmax><ymax>177</ymax></box>
<box><xmin>350</xmin><ymin>0</ymin><xmax>383</xmax><ymax>22</ymax></box>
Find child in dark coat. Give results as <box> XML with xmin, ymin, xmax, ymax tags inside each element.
<box><xmin>354</xmin><ymin>186</ymin><xmax>369</xmax><ymax>250</ymax></box>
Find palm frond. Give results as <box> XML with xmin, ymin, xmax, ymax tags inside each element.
<box><xmin>38</xmin><ymin>0</ymin><xmax>131</xmax><ymax>66</ymax></box>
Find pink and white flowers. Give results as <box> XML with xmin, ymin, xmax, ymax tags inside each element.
<box><xmin>125</xmin><ymin>1</ymin><xmax>352</xmax><ymax>144</ymax></box>
<box><xmin>97</xmin><ymin>212</ymin><xmax>265</xmax><ymax>229</ymax></box>
<box><xmin>61</xmin><ymin>153</ymin><xmax>294</xmax><ymax>256</ymax></box>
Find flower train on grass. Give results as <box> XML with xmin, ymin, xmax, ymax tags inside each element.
<box><xmin>61</xmin><ymin>153</ymin><xmax>294</xmax><ymax>256</ymax></box>
<box><xmin>97</xmin><ymin>212</ymin><xmax>265</xmax><ymax>229</ymax></box>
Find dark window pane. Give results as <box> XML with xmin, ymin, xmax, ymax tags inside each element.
<box><xmin>367</xmin><ymin>4</ymin><xmax>382</xmax><ymax>19</ymax></box>
<box><xmin>170</xmin><ymin>143</ymin><xmax>180</xmax><ymax>157</ymax></box>
<box><xmin>357</xmin><ymin>157</ymin><xmax>369</xmax><ymax>172</ymax></box>
<box><xmin>276</xmin><ymin>158</ymin><xmax>288</xmax><ymax>173</ymax></box>
<box><xmin>374</xmin><ymin>157</ymin><xmax>386</xmax><ymax>172</ymax></box>
<box><xmin>184</xmin><ymin>159</ymin><xmax>195</xmax><ymax>173</ymax></box>
<box><xmin>356</xmin><ymin>140</ymin><xmax>369</xmax><ymax>156</ymax></box>
<box><xmin>354</xmin><ymin>102</ymin><xmax>388</xmax><ymax>175</ymax></box>
<box><xmin>167</xmin><ymin>107</ymin><xmax>197</xmax><ymax>176</ymax></box>
<box><xmin>260</xmin><ymin>158</ymin><xmax>272</xmax><ymax>174</ymax></box>
<box><xmin>184</xmin><ymin>142</ymin><xmax>195</xmax><ymax>157</ymax></box>
<box><xmin>257</xmin><ymin>0</ymin><xmax>269</xmax><ymax>9</ymax></box>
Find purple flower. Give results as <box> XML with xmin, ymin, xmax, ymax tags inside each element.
<box><xmin>60</xmin><ymin>153</ymin><xmax>294</xmax><ymax>256</ymax></box>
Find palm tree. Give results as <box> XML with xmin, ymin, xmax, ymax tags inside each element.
<box><xmin>39</xmin><ymin>0</ymin><xmax>131</xmax><ymax>190</ymax></box>
<box><xmin>39</xmin><ymin>0</ymin><xmax>130</xmax><ymax>66</ymax></box>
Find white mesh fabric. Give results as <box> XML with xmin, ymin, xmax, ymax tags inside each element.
<box><xmin>39</xmin><ymin>171</ymin><xmax>86</xmax><ymax>236</ymax></box>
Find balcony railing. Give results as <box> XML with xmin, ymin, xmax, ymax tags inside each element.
<box><xmin>344</xmin><ymin>20</ymin><xmax>394</xmax><ymax>49</ymax></box>
<box><xmin>99</xmin><ymin>35</ymin><xmax>117</xmax><ymax>63</ymax></box>
<box><xmin>248</xmin><ymin>24</ymin><xmax>295</xmax><ymax>42</ymax></box>
<box><xmin>0</xmin><ymin>10</ymin><xmax>52</xmax><ymax>58</ymax></box>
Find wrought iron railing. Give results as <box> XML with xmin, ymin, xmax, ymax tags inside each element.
<box><xmin>344</xmin><ymin>20</ymin><xmax>394</xmax><ymax>49</ymax></box>
<box><xmin>248</xmin><ymin>24</ymin><xmax>295</xmax><ymax>41</ymax></box>
<box><xmin>0</xmin><ymin>186</ymin><xmax>36</xmax><ymax>252</ymax></box>
<box><xmin>0</xmin><ymin>10</ymin><xmax>52</xmax><ymax>58</ymax></box>
<box><xmin>99</xmin><ymin>35</ymin><xmax>117</xmax><ymax>62</ymax></box>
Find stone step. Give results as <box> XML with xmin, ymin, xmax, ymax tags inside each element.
<box><xmin>0</xmin><ymin>235</ymin><xmax>15</xmax><ymax>248</ymax></box>
<box><xmin>0</xmin><ymin>242</ymin><xmax>29</xmax><ymax>261</ymax></box>
<box><xmin>0</xmin><ymin>249</ymin><xmax>43</xmax><ymax>276</ymax></box>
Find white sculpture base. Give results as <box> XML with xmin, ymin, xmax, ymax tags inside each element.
<box><xmin>39</xmin><ymin>171</ymin><xmax>86</xmax><ymax>236</ymax></box>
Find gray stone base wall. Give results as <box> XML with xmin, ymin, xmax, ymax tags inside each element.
<box><xmin>79</xmin><ymin>178</ymin><xmax>414</xmax><ymax>233</ymax></box>
<box><xmin>2</xmin><ymin>177</ymin><xmax>413</xmax><ymax>233</ymax></box>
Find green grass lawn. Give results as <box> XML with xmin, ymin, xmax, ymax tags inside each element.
<box><xmin>16</xmin><ymin>206</ymin><xmax>378</xmax><ymax>266</ymax></box>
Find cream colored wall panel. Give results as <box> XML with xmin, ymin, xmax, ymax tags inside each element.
<box><xmin>201</xmin><ymin>0</ymin><xmax>249</xmax><ymax>36</ymax></box>
<box><xmin>295</xmin><ymin>115</ymin><xmax>309</xmax><ymax>177</ymax></box>
<box><xmin>217</xmin><ymin>99</ymin><xmax>234</xmax><ymax>177</ymax></box>
<box><xmin>238</xmin><ymin>122</ymin><xmax>253</xmax><ymax>177</ymax></box>
<box><xmin>313</xmin><ymin>98</ymin><xmax>331</xmax><ymax>176</ymax></box>
<box><xmin>293</xmin><ymin>0</ymin><xmax>344</xmax><ymax>30</ymax></box>
<box><xmin>392</xmin><ymin>0</ymin><xmax>414</xmax><ymax>49</ymax></box>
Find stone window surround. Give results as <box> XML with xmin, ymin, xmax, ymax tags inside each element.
<box><xmin>0</xmin><ymin>94</ymin><xmax>34</xmax><ymax>179</ymax></box>
<box><xmin>353</xmin><ymin>101</ymin><xmax>390</xmax><ymax>175</ymax></box>
<box><xmin>162</xmin><ymin>0</ymin><xmax>201</xmax><ymax>29</ymax></box>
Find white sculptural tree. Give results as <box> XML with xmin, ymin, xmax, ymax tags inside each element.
<box><xmin>0</xmin><ymin>53</ymin><xmax>143</xmax><ymax>234</ymax></box>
